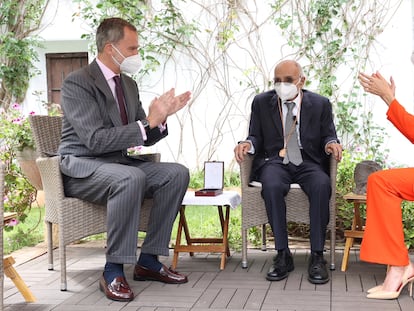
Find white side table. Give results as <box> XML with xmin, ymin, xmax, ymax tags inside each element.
<box><xmin>172</xmin><ymin>190</ymin><xmax>241</xmax><ymax>270</ymax></box>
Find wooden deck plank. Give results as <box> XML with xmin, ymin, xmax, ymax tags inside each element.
<box><xmin>226</xmin><ymin>288</ymin><xmax>252</xmax><ymax>309</ymax></box>
<box><xmin>244</xmin><ymin>288</ymin><xmax>268</xmax><ymax>310</ymax></box>
<box><xmin>2</xmin><ymin>243</ymin><xmax>414</xmax><ymax>310</ymax></box>
<box><xmin>210</xmin><ymin>288</ymin><xmax>236</xmax><ymax>308</ymax></box>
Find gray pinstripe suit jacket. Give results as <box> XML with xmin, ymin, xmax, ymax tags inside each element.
<box><xmin>58</xmin><ymin>59</ymin><xmax>167</xmax><ymax>178</ymax></box>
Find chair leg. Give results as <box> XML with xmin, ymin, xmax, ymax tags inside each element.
<box><xmin>60</xmin><ymin>245</ymin><xmax>67</xmax><ymax>291</ymax></box>
<box><xmin>261</xmin><ymin>224</ymin><xmax>267</xmax><ymax>251</ymax></box>
<box><xmin>47</xmin><ymin>222</ymin><xmax>54</xmax><ymax>270</ymax></box>
<box><xmin>241</xmin><ymin>228</ymin><xmax>248</xmax><ymax>268</ymax></box>
<box><xmin>330</xmin><ymin>227</ymin><xmax>336</xmax><ymax>270</ymax></box>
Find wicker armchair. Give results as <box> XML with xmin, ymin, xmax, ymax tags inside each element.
<box><xmin>239</xmin><ymin>154</ymin><xmax>338</xmax><ymax>270</ymax></box>
<box><xmin>29</xmin><ymin>115</ymin><xmax>158</xmax><ymax>290</ymax></box>
<box><xmin>0</xmin><ymin>162</ymin><xmax>4</xmax><ymax>309</ymax></box>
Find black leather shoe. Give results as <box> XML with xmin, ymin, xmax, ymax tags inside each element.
<box><xmin>308</xmin><ymin>252</ymin><xmax>329</xmax><ymax>284</ymax></box>
<box><xmin>266</xmin><ymin>249</ymin><xmax>294</xmax><ymax>281</ymax></box>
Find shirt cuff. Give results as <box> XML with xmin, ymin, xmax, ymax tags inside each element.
<box><xmin>137</xmin><ymin>121</ymin><xmax>147</xmax><ymax>141</ymax></box>
<box><xmin>238</xmin><ymin>140</ymin><xmax>255</xmax><ymax>154</ymax></box>
<box><xmin>137</xmin><ymin>120</ymin><xmax>167</xmax><ymax>141</ymax></box>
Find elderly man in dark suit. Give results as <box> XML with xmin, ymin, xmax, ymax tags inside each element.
<box><xmin>234</xmin><ymin>60</ymin><xmax>342</xmax><ymax>284</ymax></box>
<box><xmin>58</xmin><ymin>17</ymin><xmax>191</xmax><ymax>302</ymax></box>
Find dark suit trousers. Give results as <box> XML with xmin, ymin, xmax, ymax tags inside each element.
<box><xmin>259</xmin><ymin>158</ymin><xmax>331</xmax><ymax>252</ymax></box>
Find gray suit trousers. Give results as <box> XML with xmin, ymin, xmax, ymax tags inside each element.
<box><xmin>63</xmin><ymin>159</ymin><xmax>189</xmax><ymax>264</ymax></box>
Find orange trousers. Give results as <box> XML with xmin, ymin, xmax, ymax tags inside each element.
<box><xmin>360</xmin><ymin>167</ymin><xmax>414</xmax><ymax>266</ymax></box>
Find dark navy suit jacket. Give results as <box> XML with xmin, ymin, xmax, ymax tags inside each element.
<box><xmin>246</xmin><ymin>89</ymin><xmax>339</xmax><ymax>180</ymax></box>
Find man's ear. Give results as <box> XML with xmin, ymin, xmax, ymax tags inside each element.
<box><xmin>103</xmin><ymin>43</ymin><xmax>113</xmax><ymax>55</ymax></box>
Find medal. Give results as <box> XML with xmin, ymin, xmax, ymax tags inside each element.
<box><xmin>279</xmin><ymin>148</ymin><xmax>286</xmax><ymax>158</ymax></box>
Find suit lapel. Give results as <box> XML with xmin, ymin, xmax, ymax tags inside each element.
<box><xmin>299</xmin><ymin>92</ymin><xmax>312</xmax><ymax>135</ymax></box>
<box><xmin>270</xmin><ymin>94</ymin><xmax>283</xmax><ymax>137</ymax></box>
<box><xmin>89</xmin><ymin>60</ymin><xmax>124</xmax><ymax>126</ymax></box>
<box><xmin>120</xmin><ymin>74</ymin><xmax>138</xmax><ymax>123</ymax></box>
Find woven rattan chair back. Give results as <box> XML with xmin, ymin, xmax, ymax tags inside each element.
<box><xmin>29</xmin><ymin>115</ymin><xmax>156</xmax><ymax>290</ymax></box>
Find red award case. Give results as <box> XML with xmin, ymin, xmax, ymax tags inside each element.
<box><xmin>195</xmin><ymin>161</ymin><xmax>224</xmax><ymax>196</ymax></box>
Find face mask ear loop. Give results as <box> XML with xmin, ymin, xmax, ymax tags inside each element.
<box><xmin>111</xmin><ymin>44</ymin><xmax>126</xmax><ymax>64</ymax></box>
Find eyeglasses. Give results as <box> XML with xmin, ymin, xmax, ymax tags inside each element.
<box><xmin>273</xmin><ymin>76</ymin><xmax>301</xmax><ymax>84</ymax></box>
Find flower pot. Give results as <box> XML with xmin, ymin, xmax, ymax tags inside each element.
<box><xmin>16</xmin><ymin>147</ymin><xmax>43</xmax><ymax>190</ymax></box>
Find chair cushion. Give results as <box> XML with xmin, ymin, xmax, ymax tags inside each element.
<box><xmin>248</xmin><ymin>181</ymin><xmax>301</xmax><ymax>189</ymax></box>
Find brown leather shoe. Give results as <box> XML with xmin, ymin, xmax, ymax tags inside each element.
<box><xmin>99</xmin><ymin>274</ymin><xmax>134</xmax><ymax>302</ymax></box>
<box><xmin>133</xmin><ymin>264</ymin><xmax>188</xmax><ymax>284</ymax></box>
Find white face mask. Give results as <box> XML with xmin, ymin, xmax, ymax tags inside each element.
<box><xmin>111</xmin><ymin>44</ymin><xmax>141</xmax><ymax>74</ymax></box>
<box><xmin>274</xmin><ymin>79</ymin><xmax>301</xmax><ymax>101</ymax></box>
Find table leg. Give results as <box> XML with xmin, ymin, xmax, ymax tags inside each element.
<box><xmin>172</xmin><ymin>204</ymin><xmax>232</xmax><ymax>270</ymax></box>
<box><xmin>341</xmin><ymin>201</ymin><xmax>364</xmax><ymax>272</ymax></box>
<box><xmin>172</xmin><ymin>206</ymin><xmax>185</xmax><ymax>269</ymax></box>
<box><xmin>3</xmin><ymin>256</ymin><xmax>36</xmax><ymax>302</ymax></box>
<box><xmin>341</xmin><ymin>235</ymin><xmax>354</xmax><ymax>272</ymax></box>
<box><xmin>220</xmin><ymin>205</ymin><xmax>230</xmax><ymax>269</ymax></box>
<box><xmin>180</xmin><ymin>206</ymin><xmax>194</xmax><ymax>256</ymax></box>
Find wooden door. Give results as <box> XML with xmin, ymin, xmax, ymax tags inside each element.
<box><xmin>45</xmin><ymin>52</ymin><xmax>88</xmax><ymax>105</ymax></box>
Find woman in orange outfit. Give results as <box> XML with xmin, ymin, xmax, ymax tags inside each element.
<box><xmin>358</xmin><ymin>71</ymin><xmax>414</xmax><ymax>300</ymax></box>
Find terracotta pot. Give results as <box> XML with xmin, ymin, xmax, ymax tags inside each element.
<box><xmin>16</xmin><ymin>147</ymin><xmax>43</xmax><ymax>190</ymax></box>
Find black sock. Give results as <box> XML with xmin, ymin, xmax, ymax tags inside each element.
<box><xmin>312</xmin><ymin>251</ymin><xmax>323</xmax><ymax>256</ymax></box>
<box><xmin>137</xmin><ymin>253</ymin><xmax>162</xmax><ymax>271</ymax></box>
<box><xmin>277</xmin><ymin>248</ymin><xmax>290</xmax><ymax>254</ymax></box>
<box><xmin>103</xmin><ymin>262</ymin><xmax>124</xmax><ymax>283</ymax></box>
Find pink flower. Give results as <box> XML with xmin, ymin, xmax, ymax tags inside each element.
<box><xmin>11</xmin><ymin>103</ymin><xmax>21</xmax><ymax>110</ymax></box>
<box><xmin>12</xmin><ymin>117</ymin><xmax>24</xmax><ymax>125</ymax></box>
<box><xmin>5</xmin><ymin>219</ymin><xmax>18</xmax><ymax>227</ymax></box>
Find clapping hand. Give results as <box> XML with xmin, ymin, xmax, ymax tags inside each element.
<box><xmin>147</xmin><ymin>88</ymin><xmax>191</xmax><ymax>127</ymax></box>
<box><xmin>358</xmin><ymin>71</ymin><xmax>395</xmax><ymax>106</ymax></box>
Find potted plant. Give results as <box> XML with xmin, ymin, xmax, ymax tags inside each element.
<box><xmin>0</xmin><ymin>104</ymin><xmax>38</xmax><ymax>228</ymax></box>
<box><xmin>0</xmin><ymin>103</ymin><xmax>42</xmax><ymax>190</ymax></box>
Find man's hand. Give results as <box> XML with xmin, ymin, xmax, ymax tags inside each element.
<box><xmin>234</xmin><ymin>142</ymin><xmax>251</xmax><ymax>163</ymax></box>
<box><xmin>168</xmin><ymin>90</ymin><xmax>191</xmax><ymax>116</ymax></box>
<box><xmin>147</xmin><ymin>88</ymin><xmax>191</xmax><ymax>127</ymax></box>
<box><xmin>325</xmin><ymin>142</ymin><xmax>343</xmax><ymax>162</ymax></box>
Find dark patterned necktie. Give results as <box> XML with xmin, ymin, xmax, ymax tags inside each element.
<box><xmin>113</xmin><ymin>75</ymin><xmax>128</xmax><ymax>125</ymax></box>
<box><xmin>283</xmin><ymin>101</ymin><xmax>303</xmax><ymax>165</ymax></box>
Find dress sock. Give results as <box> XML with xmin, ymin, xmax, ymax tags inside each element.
<box><xmin>103</xmin><ymin>262</ymin><xmax>124</xmax><ymax>283</ymax></box>
<box><xmin>138</xmin><ymin>253</ymin><xmax>163</xmax><ymax>271</ymax></box>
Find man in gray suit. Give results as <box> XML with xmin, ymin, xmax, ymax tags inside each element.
<box><xmin>58</xmin><ymin>17</ymin><xmax>191</xmax><ymax>302</ymax></box>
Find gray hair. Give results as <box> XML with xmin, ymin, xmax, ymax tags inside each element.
<box><xmin>96</xmin><ymin>17</ymin><xmax>137</xmax><ymax>53</ymax></box>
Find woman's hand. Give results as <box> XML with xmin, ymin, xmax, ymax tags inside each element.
<box><xmin>358</xmin><ymin>71</ymin><xmax>395</xmax><ymax>106</ymax></box>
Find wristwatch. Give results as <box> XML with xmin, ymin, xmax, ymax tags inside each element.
<box><xmin>141</xmin><ymin>118</ymin><xmax>150</xmax><ymax>133</ymax></box>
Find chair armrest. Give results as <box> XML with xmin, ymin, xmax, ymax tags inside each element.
<box><xmin>240</xmin><ymin>153</ymin><xmax>338</xmax><ymax>189</ymax></box>
<box><xmin>126</xmin><ymin>153</ymin><xmax>161</xmax><ymax>162</ymax></box>
<box><xmin>141</xmin><ymin>153</ymin><xmax>161</xmax><ymax>163</ymax></box>
<box><xmin>329</xmin><ymin>154</ymin><xmax>338</xmax><ymax>189</ymax></box>
<box><xmin>239</xmin><ymin>154</ymin><xmax>254</xmax><ymax>190</ymax></box>
<box><xmin>36</xmin><ymin>156</ymin><xmax>65</xmax><ymax>224</ymax></box>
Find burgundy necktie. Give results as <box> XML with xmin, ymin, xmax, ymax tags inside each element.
<box><xmin>113</xmin><ymin>75</ymin><xmax>128</xmax><ymax>125</ymax></box>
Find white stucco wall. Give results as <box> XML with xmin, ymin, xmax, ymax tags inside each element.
<box><xmin>24</xmin><ymin>0</ymin><xmax>90</xmax><ymax>113</ymax></box>
<box><xmin>362</xmin><ymin>0</ymin><xmax>414</xmax><ymax>167</ymax></box>
<box><xmin>22</xmin><ymin>0</ymin><xmax>414</xmax><ymax>170</ymax></box>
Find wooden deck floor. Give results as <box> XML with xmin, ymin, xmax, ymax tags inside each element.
<box><xmin>3</xmin><ymin>242</ymin><xmax>414</xmax><ymax>311</ymax></box>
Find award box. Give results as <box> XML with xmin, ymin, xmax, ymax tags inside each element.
<box><xmin>195</xmin><ymin>161</ymin><xmax>224</xmax><ymax>196</ymax></box>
